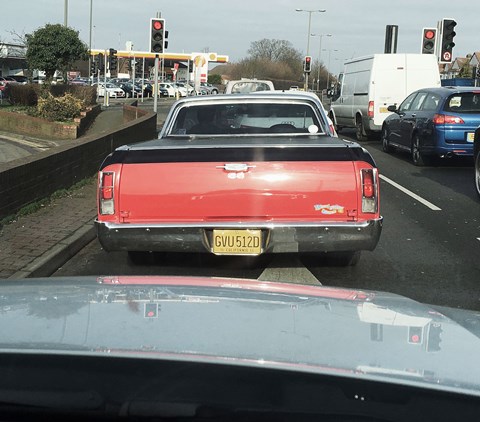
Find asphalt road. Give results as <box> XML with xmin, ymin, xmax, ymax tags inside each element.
<box><xmin>53</xmin><ymin>129</ymin><xmax>480</xmax><ymax>311</ymax></box>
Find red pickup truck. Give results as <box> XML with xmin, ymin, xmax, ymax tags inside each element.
<box><xmin>95</xmin><ymin>92</ymin><xmax>382</xmax><ymax>265</ymax></box>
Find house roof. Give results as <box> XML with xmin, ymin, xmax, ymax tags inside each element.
<box><xmin>468</xmin><ymin>51</ymin><xmax>480</xmax><ymax>65</ymax></box>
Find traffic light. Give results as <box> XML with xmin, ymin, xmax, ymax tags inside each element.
<box><xmin>144</xmin><ymin>303</ymin><xmax>159</xmax><ymax>318</ymax></box>
<box><xmin>150</xmin><ymin>18</ymin><xmax>165</xmax><ymax>53</ymax></box>
<box><xmin>97</xmin><ymin>53</ymin><xmax>104</xmax><ymax>72</ymax></box>
<box><xmin>90</xmin><ymin>58</ymin><xmax>97</xmax><ymax>75</ymax></box>
<box><xmin>421</xmin><ymin>28</ymin><xmax>437</xmax><ymax>54</ymax></box>
<box><xmin>427</xmin><ymin>323</ymin><xmax>443</xmax><ymax>352</ymax></box>
<box><xmin>126</xmin><ymin>59</ymin><xmax>132</xmax><ymax>72</ymax></box>
<box><xmin>439</xmin><ymin>18</ymin><xmax>456</xmax><ymax>63</ymax></box>
<box><xmin>108</xmin><ymin>48</ymin><xmax>118</xmax><ymax>71</ymax></box>
<box><xmin>135</xmin><ymin>60</ymin><xmax>141</xmax><ymax>75</ymax></box>
<box><xmin>304</xmin><ymin>56</ymin><xmax>312</xmax><ymax>73</ymax></box>
<box><xmin>408</xmin><ymin>326</ymin><xmax>423</xmax><ymax>344</ymax></box>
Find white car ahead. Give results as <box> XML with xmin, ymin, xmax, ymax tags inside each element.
<box><xmin>159</xmin><ymin>82</ymin><xmax>187</xmax><ymax>97</ymax></box>
<box><xmin>94</xmin><ymin>83</ymin><xmax>125</xmax><ymax>98</ymax></box>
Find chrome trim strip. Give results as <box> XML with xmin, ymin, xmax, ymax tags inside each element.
<box><xmin>97</xmin><ymin>220</ymin><xmax>379</xmax><ymax>230</ymax></box>
<box><xmin>95</xmin><ymin>218</ymin><xmax>383</xmax><ymax>254</ymax></box>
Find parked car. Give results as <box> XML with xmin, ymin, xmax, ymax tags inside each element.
<box><xmin>174</xmin><ymin>82</ymin><xmax>195</xmax><ymax>95</ymax></box>
<box><xmin>109</xmin><ymin>77</ymin><xmax>131</xmax><ymax>85</ymax></box>
<box><xmin>159</xmin><ymin>82</ymin><xmax>186</xmax><ymax>97</ymax></box>
<box><xmin>118</xmin><ymin>82</ymin><xmax>143</xmax><ymax>98</ymax></box>
<box><xmin>381</xmin><ymin>86</ymin><xmax>480</xmax><ymax>166</ymax></box>
<box><xmin>7</xmin><ymin>75</ymin><xmax>28</xmax><ymax>84</ymax></box>
<box><xmin>200</xmin><ymin>82</ymin><xmax>219</xmax><ymax>94</ymax></box>
<box><xmin>95</xmin><ymin>92</ymin><xmax>382</xmax><ymax>266</ymax></box>
<box><xmin>94</xmin><ymin>82</ymin><xmax>126</xmax><ymax>98</ymax></box>
<box><xmin>0</xmin><ymin>76</ymin><xmax>18</xmax><ymax>91</ymax></box>
<box><xmin>69</xmin><ymin>77</ymin><xmax>88</xmax><ymax>86</ymax></box>
<box><xmin>474</xmin><ymin>125</ymin><xmax>480</xmax><ymax>198</ymax></box>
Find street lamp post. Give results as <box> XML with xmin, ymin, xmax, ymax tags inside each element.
<box><xmin>64</xmin><ymin>0</ymin><xmax>68</xmax><ymax>26</ymax></box>
<box><xmin>88</xmin><ymin>0</ymin><xmax>93</xmax><ymax>83</ymax></box>
<box><xmin>311</xmin><ymin>33</ymin><xmax>331</xmax><ymax>91</ymax></box>
<box><xmin>323</xmin><ymin>48</ymin><xmax>339</xmax><ymax>91</ymax></box>
<box><xmin>296</xmin><ymin>8</ymin><xmax>326</xmax><ymax>90</ymax></box>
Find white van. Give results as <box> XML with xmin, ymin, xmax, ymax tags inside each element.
<box><xmin>328</xmin><ymin>54</ymin><xmax>441</xmax><ymax>141</ymax></box>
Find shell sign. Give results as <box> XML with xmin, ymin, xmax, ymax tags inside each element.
<box><xmin>191</xmin><ymin>52</ymin><xmax>215</xmax><ymax>83</ymax></box>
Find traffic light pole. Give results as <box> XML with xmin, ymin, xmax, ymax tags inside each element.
<box><xmin>132</xmin><ymin>55</ymin><xmax>136</xmax><ymax>99</ymax></box>
<box><xmin>103</xmin><ymin>51</ymin><xmax>108</xmax><ymax>107</ymax></box>
<box><xmin>153</xmin><ymin>54</ymin><xmax>159</xmax><ymax>113</ymax></box>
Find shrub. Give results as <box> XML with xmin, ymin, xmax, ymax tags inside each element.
<box><xmin>69</xmin><ymin>85</ymin><xmax>97</xmax><ymax>106</ymax></box>
<box><xmin>4</xmin><ymin>84</ymin><xmax>38</xmax><ymax>106</ymax></box>
<box><xmin>37</xmin><ymin>92</ymin><xmax>85</xmax><ymax>121</ymax></box>
<box><xmin>6</xmin><ymin>83</ymin><xmax>96</xmax><ymax>107</ymax></box>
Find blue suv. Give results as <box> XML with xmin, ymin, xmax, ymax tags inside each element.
<box><xmin>381</xmin><ymin>87</ymin><xmax>480</xmax><ymax>166</ymax></box>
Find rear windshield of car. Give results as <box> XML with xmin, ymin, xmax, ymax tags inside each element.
<box><xmin>230</xmin><ymin>82</ymin><xmax>272</xmax><ymax>94</ymax></box>
<box><xmin>168</xmin><ymin>102</ymin><xmax>326</xmax><ymax>136</ymax></box>
<box><xmin>443</xmin><ymin>92</ymin><xmax>480</xmax><ymax>113</ymax></box>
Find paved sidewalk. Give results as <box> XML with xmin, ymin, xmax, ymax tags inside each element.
<box><xmin>0</xmin><ymin>106</ymin><xmax>126</xmax><ymax>279</ymax></box>
<box><xmin>0</xmin><ymin>179</ymin><xmax>97</xmax><ymax>279</ymax></box>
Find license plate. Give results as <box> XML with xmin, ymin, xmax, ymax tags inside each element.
<box><xmin>467</xmin><ymin>132</ymin><xmax>475</xmax><ymax>142</ymax></box>
<box><xmin>379</xmin><ymin>107</ymin><xmax>389</xmax><ymax>113</ymax></box>
<box><xmin>212</xmin><ymin>229</ymin><xmax>262</xmax><ymax>255</ymax></box>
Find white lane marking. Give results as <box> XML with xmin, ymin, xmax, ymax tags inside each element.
<box><xmin>258</xmin><ymin>255</ymin><xmax>321</xmax><ymax>285</ymax></box>
<box><xmin>477</xmin><ymin>238</ymin><xmax>480</xmax><ymax>242</ymax></box>
<box><xmin>379</xmin><ymin>174</ymin><xmax>442</xmax><ymax>211</ymax></box>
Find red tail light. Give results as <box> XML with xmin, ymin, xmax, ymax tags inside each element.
<box><xmin>362</xmin><ymin>170</ymin><xmax>374</xmax><ymax>198</ymax></box>
<box><xmin>101</xmin><ymin>172</ymin><xmax>114</xmax><ymax>200</ymax></box>
<box><xmin>99</xmin><ymin>171</ymin><xmax>115</xmax><ymax>215</ymax></box>
<box><xmin>433</xmin><ymin>114</ymin><xmax>465</xmax><ymax>125</ymax></box>
<box><xmin>368</xmin><ymin>101</ymin><xmax>374</xmax><ymax>118</ymax></box>
<box><xmin>361</xmin><ymin>168</ymin><xmax>378</xmax><ymax>213</ymax></box>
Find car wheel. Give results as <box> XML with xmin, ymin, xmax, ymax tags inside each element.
<box><xmin>355</xmin><ymin>116</ymin><xmax>368</xmax><ymax>141</ymax></box>
<box><xmin>411</xmin><ymin>134</ymin><xmax>432</xmax><ymax>166</ymax></box>
<box><xmin>211</xmin><ymin>89</ymin><xmax>218</xmax><ymax>95</ymax></box>
<box><xmin>381</xmin><ymin>126</ymin><xmax>393</xmax><ymax>153</ymax></box>
<box><xmin>475</xmin><ymin>148</ymin><xmax>480</xmax><ymax>199</ymax></box>
<box><xmin>325</xmin><ymin>251</ymin><xmax>361</xmax><ymax>266</ymax></box>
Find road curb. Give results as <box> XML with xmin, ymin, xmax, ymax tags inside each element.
<box><xmin>8</xmin><ymin>220</ymin><xmax>96</xmax><ymax>279</ymax></box>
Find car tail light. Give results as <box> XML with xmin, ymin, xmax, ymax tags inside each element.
<box><xmin>361</xmin><ymin>168</ymin><xmax>378</xmax><ymax>213</ymax></box>
<box><xmin>329</xmin><ymin>122</ymin><xmax>336</xmax><ymax>135</ymax></box>
<box><xmin>433</xmin><ymin>114</ymin><xmax>465</xmax><ymax>125</ymax></box>
<box><xmin>368</xmin><ymin>101</ymin><xmax>374</xmax><ymax>118</ymax></box>
<box><xmin>99</xmin><ymin>171</ymin><xmax>115</xmax><ymax>215</ymax></box>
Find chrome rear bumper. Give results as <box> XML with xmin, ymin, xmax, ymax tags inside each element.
<box><xmin>95</xmin><ymin>218</ymin><xmax>383</xmax><ymax>254</ymax></box>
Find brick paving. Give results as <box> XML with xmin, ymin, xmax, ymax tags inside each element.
<box><xmin>0</xmin><ymin>179</ymin><xmax>97</xmax><ymax>278</ymax></box>
<box><xmin>0</xmin><ymin>107</ymin><xmax>125</xmax><ymax>279</ymax></box>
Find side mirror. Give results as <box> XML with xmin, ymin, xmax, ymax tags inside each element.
<box><xmin>387</xmin><ymin>105</ymin><xmax>397</xmax><ymax>112</ymax></box>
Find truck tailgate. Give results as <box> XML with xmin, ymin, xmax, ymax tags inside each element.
<box><xmin>117</xmin><ymin>160</ymin><xmax>358</xmax><ymax>223</ymax></box>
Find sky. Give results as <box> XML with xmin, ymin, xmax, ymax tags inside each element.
<box><xmin>2</xmin><ymin>0</ymin><xmax>478</xmax><ymax>75</ymax></box>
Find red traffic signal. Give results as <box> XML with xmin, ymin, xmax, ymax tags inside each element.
<box><xmin>303</xmin><ymin>56</ymin><xmax>312</xmax><ymax>73</ymax></box>
<box><xmin>150</xmin><ymin>18</ymin><xmax>165</xmax><ymax>53</ymax></box>
<box><xmin>408</xmin><ymin>326</ymin><xmax>423</xmax><ymax>344</ymax></box>
<box><xmin>421</xmin><ymin>28</ymin><xmax>437</xmax><ymax>54</ymax></box>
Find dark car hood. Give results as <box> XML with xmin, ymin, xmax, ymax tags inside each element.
<box><xmin>1</xmin><ymin>276</ymin><xmax>480</xmax><ymax>397</ymax></box>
